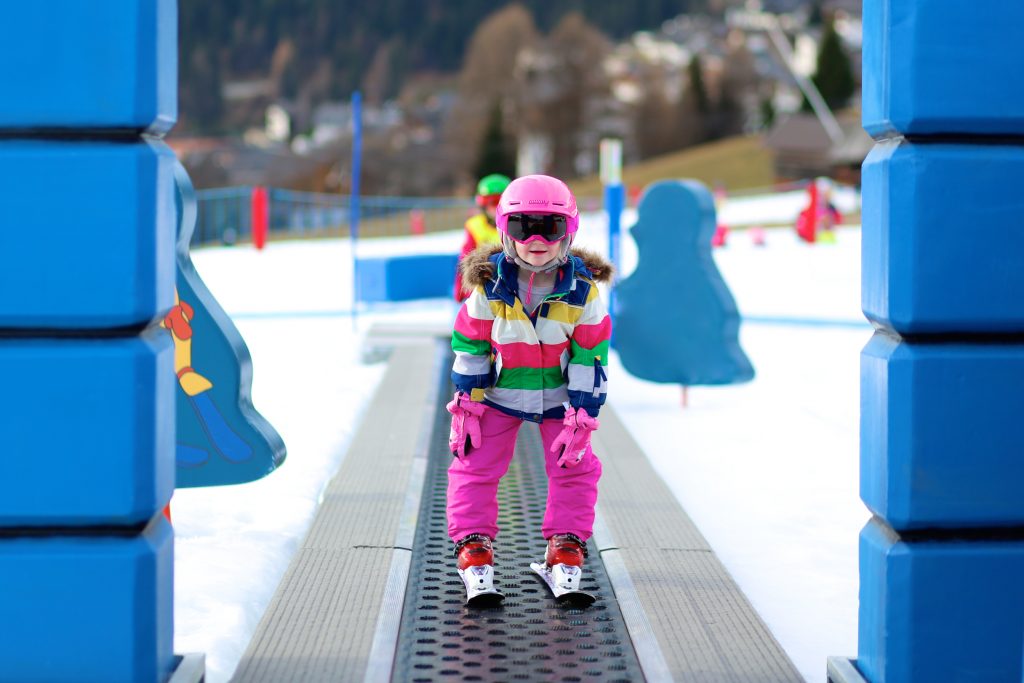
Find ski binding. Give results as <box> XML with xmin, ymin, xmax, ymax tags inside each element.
<box><xmin>459</xmin><ymin>564</ymin><xmax>504</xmax><ymax>607</ymax></box>
<box><xmin>530</xmin><ymin>561</ymin><xmax>596</xmax><ymax>606</ymax></box>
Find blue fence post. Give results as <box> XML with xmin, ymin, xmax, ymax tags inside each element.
<box><xmin>604</xmin><ymin>183</ymin><xmax>624</xmax><ymax>339</ymax></box>
<box><xmin>604</xmin><ymin>185</ymin><xmax>624</xmax><ymax>282</ymax></box>
<box><xmin>350</xmin><ymin>91</ymin><xmax>363</xmax><ymax>324</ymax></box>
<box><xmin>0</xmin><ymin>2</ymin><xmax>193</xmax><ymax>681</ymax></box>
<box><xmin>836</xmin><ymin>4</ymin><xmax>1024</xmax><ymax>682</ymax></box>
<box><xmin>600</xmin><ymin>138</ymin><xmax>624</xmax><ymax>342</ymax></box>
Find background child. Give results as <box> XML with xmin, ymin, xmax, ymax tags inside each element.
<box><xmin>453</xmin><ymin>173</ymin><xmax>511</xmax><ymax>302</ymax></box>
<box><xmin>446</xmin><ymin>174</ymin><xmax>612</xmax><ymax>603</ymax></box>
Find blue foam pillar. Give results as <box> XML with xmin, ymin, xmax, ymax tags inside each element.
<box><xmin>0</xmin><ymin>2</ymin><xmax>183</xmax><ymax>681</ymax></box>
<box><xmin>604</xmin><ymin>182</ymin><xmax>624</xmax><ymax>337</ymax></box>
<box><xmin>846</xmin><ymin>2</ymin><xmax>1024</xmax><ymax>681</ymax></box>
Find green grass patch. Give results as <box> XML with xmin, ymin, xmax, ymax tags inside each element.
<box><xmin>571</xmin><ymin>135</ymin><xmax>776</xmax><ymax>198</ymax></box>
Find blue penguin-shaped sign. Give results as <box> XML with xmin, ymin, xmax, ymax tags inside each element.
<box><xmin>167</xmin><ymin>162</ymin><xmax>286</xmax><ymax>487</ymax></box>
<box><xmin>614</xmin><ymin>179</ymin><xmax>754</xmax><ymax>385</ymax></box>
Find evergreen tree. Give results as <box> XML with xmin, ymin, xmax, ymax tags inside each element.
<box><xmin>687</xmin><ymin>54</ymin><xmax>711</xmax><ymax>116</ymax></box>
<box><xmin>760</xmin><ymin>95</ymin><xmax>776</xmax><ymax>129</ymax></box>
<box><xmin>810</xmin><ymin>17</ymin><xmax>855</xmax><ymax>110</ymax></box>
<box><xmin>474</xmin><ymin>102</ymin><xmax>517</xmax><ymax>180</ymax></box>
<box><xmin>680</xmin><ymin>55</ymin><xmax>710</xmax><ymax>145</ymax></box>
<box><xmin>808</xmin><ymin>2</ymin><xmax>824</xmax><ymax>27</ymax></box>
<box><xmin>713</xmin><ymin>88</ymin><xmax>743</xmax><ymax>140</ymax></box>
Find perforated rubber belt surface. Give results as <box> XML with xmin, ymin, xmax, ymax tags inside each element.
<box><xmin>392</xmin><ymin>372</ymin><xmax>645</xmax><ymax>682</ymax></box>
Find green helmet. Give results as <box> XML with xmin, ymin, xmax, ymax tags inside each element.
<box><xmin>476</xmin><ymin>174</ymin><xmax>511</xmax><ymax>201</ymax></box>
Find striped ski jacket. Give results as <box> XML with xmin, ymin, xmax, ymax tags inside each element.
<box><xmin>452</xmin><ymin>245</ymin><xmax>613</xmax><ymax>422</ymax></box>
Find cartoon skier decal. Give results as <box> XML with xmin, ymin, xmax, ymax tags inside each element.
<box><xmin>170</xmin><ymin>162</ymin><xmax>285</xmax><ymax>487</ymax></box>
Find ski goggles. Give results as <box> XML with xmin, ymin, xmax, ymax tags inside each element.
<box><xmin>504</xmin><ymin>213</ymin><xmax>569</xmax><ymax>244</ymax></box>
<box><xmin>477</xmin><ymin>194</ymin><xmax>502</xmax><ymax>209</ymax></box>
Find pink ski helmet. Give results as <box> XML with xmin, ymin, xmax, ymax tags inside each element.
<box><xmin>495</xmin><ymin>175</ymin><xmax>580</xmax><ymax>272</ymax></box>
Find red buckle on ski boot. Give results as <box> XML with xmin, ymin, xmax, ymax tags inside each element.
<box><xmin>545</xmin><ymin>533</ymin><xmax>588</xmax><ymax>568</ymax></box>
<box><xmin>454</xmin><ymin>533</ymin><xmax>494</xmax><ymax>570</ymax></box>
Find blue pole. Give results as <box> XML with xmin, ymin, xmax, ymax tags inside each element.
<box><xmin>604</xmin><ymin>182</ymin><xmax>625</xmax><ymax>343</ymax></box>
<box><xmin>350</xmin><ymin>91</ymin><xmax>362</xmax><ymax>328</ymax></box>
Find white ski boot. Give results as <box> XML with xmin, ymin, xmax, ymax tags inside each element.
<box><xmin>530</xmin><ymin>533</ymin><xmax>596</xmax><ymax>606</ymax></box>
<box><xmin>455</xmin><ymin>534</ymin><xmax>504</xmax><ymax>607</ymax></box>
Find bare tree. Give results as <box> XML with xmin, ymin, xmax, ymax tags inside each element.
<box><xmin>522</xmin><ymin>12</ymin><xmax>613</xmax><ymax>178</ymax></box>
<box><xmin>635</xmin><ymin>86</ymin><xmax>680</xmax><ymax>159</ymax></box>
<box><xmin>714</xmin><ymin>34</ymin><xmax>763</xmax><ymax>137</ymax></box>
<box><xmin>269</xmin><ymin>39</ymin><xmax>297</xmax><ymax>99</ymax></box>
<box><xmin>445</xmin><ymin>4</ymin><xmax>539</xmax><ymax>187</ymax></box>
<box><xmin>362</xmin><ymin>41</ymin><xmax>395</xmax><ymax>106</ymax></box>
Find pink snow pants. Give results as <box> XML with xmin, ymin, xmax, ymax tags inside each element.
<box><xmin>447</xmin><ymin>405</ymin><xmax>602</xmax><ymax>544</ymax></box>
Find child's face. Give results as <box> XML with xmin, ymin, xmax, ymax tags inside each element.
<box><xmin>513</xmin><ymin>238</ymin><xmax>561</xmax><ymax>268</ymax></box>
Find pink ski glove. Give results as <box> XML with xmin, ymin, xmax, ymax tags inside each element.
<box><xmin>447</xmin><ymin>392</ymin><xmax>487</xmax><ymax>458</ymax></box>
<box><xmin>550</xmin><ymin>406</ymin><xmax>599</xmax><ymax>468</ymax></box>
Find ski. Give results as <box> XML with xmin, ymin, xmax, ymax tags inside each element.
<box><xmin>459</xmin><ymin>564</ymin><xmax>504</xmax><ymax>607</ymax></box>
<box><xmin>530</xmin><ymin>561</ymin><xmax>596</xmax><ymax>607</ymax></box>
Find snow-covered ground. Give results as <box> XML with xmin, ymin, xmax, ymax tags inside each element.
<box><xmin>718</xmin><ymin>183</ymin><xmax>860</xmax><ymax>228</ymax></box>
<box><xmin>172</xmin><ymin>195</ymin><xmax>869</xmax><ymax>683</ymax></box>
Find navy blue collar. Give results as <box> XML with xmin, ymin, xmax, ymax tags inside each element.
<box><xmin>488</xmin><ymin>252</ymin><xmax>591</xmax><ymax>306</ymax></box>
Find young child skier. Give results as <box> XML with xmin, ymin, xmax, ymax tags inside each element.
<box><xmin>446</xmin><ymin>174</ymin><xmax>612</xmax><ymax>605</ymax></box>
<box><xmin>453</xmin><ymin>173</ymin><xmax>511</xmax><ymax>302</ymax></box>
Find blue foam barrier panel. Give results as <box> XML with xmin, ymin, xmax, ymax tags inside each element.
<box><xmin>0</xmin><ymin>516</ymin><xmax>174</xmax><ymax>683</ymax></box>
<box><xmin>614</xmin><ymin>180</ymin><xmax>754</xmax><ymax>385</ymax></box>
<box><xmin>357</xmin><ymin>254</ymin><xmax>460</xmax><ymax>302</ymax></box>
<box><xmin>0</xmin><ymin>140</ymin><xmax>176</xmax><ymax>329</ymax></box>
<box><xmin>858</xmin><ymin>519</ymin><xmax>1024</xmax><ymax>683</ymax></box>
<box><xmin>862</xmin><ymin>140</ymin><xmax>1024</xmax><ymax>334</ymax></box>
<box><xmin>862</xmin><ymin>332</ymin><xmax>1024</xmax><ymax>530</ymax></box>
<box><xmin>862</xmin><ymin>0</ymin><xmax>1024</xmax><ymax>138</ymax></box>
<box><xmin>0</xmin><ymin>0</ymin><xmax>176</xmax><ymax>133</ymax></box>
<box><xmin>0</xmin><ymin>333</ymin><xmax>174</xmax><ymax>527</ymax></box>
<box><xmin>172</xmin><ymin>162</ymin><xmax>286</xmax><ymax>487</ymax></box>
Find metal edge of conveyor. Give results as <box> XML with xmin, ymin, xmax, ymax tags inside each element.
<box><xmin>362</xmin><ymin>338</ymin><xmax>448</xmax><ymax>683</ymax></box>
<box><xmin>167</xmin><ymin>653</ymin><xmax>206</xmax><ymax>683</ymax></box>
<box><xmin>592</xmin><ymin>508</ymin><xmax>675</xmax><ymax>683</ymax></box>
<box><xmin>827</xmin><ymin>656</ymin><xmax>867</xmax><ymax>683</ymax></box>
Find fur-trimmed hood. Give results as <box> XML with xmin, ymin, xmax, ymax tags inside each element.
<box><xmin>460</xmin><ymin>244</ymin><xmax>614</xmax><ymax>288</ymax></box>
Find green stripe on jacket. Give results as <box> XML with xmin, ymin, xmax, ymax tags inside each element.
<box><xmin>569</xmin><ymin>339</ymin><xmax>610</xmax><ymax>365</ymax></box>
<box><xmin>495</xmin><ymin>366</ymin><xmax>566</xmax><ymax>390</ymax></box>
<box><xmin>452</xmin><ymin>330</ymin><xmax>492</xmax><ymax>356</ymax></box>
